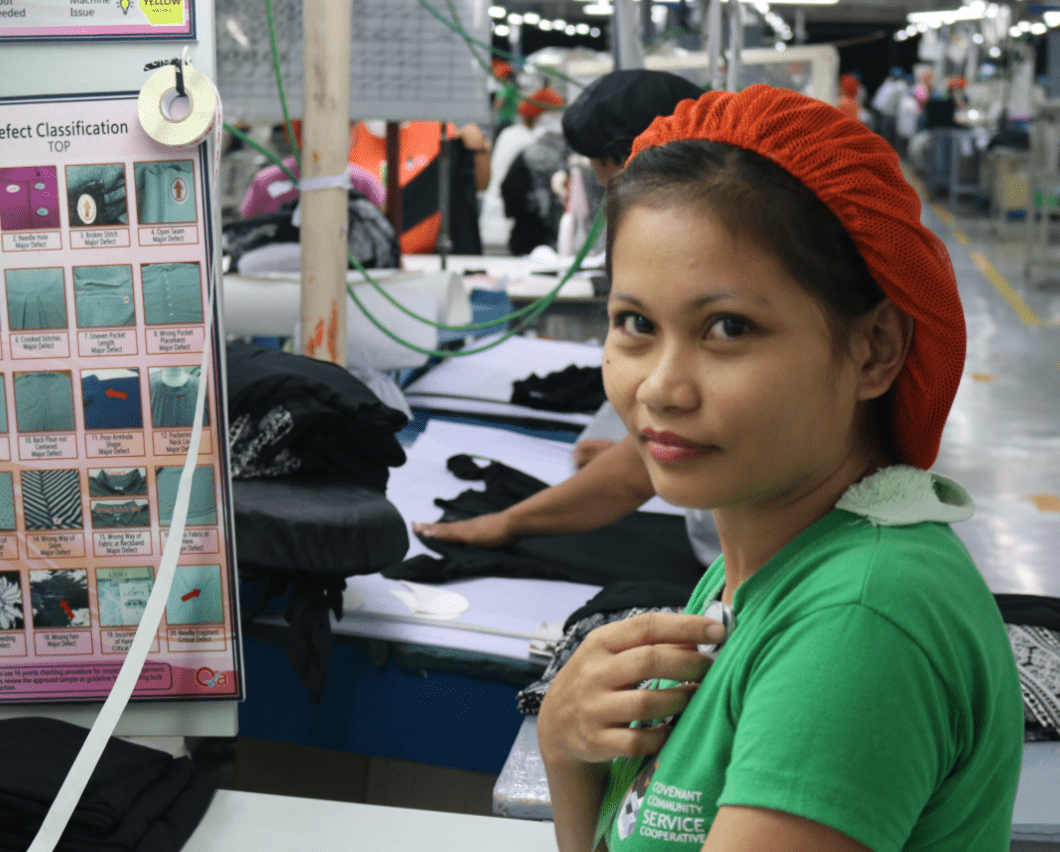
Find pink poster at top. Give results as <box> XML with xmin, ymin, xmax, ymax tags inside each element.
<box><xmin>0</xmin><ymin>0</ymin><xmax>194</xmax><ymax>42</ymax></box>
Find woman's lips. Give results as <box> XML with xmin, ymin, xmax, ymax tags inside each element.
<box><xmin>642</xmin><ymin>430</ymin><xmax>712</xmax><ymax>463</ymax></box>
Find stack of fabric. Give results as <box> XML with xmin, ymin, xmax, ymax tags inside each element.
<box><xmin>0</xmin><ymin>717</ymin><xmax>215</xmax><ymax>852</ymax></box>
<box><xmin>227</xmin><ymin>343</ymin><xmax>411</xmax><ymax>702</ymax></box>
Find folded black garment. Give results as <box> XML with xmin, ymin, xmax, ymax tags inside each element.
<box><xmin>225</xmin><ymin>342</ymin><xmax>407</xmax><ymax>491</ymax></box>
<box><xmin>563</xmin><ymin>580</ymin><xmax>696</xmax><ymax>631</ymax></box>
<box><xmin>0</xmin><ymin>717</ymin><xmax>215</xmax><ymax>852</ymax></box>
<box><xmin>995</xmin><ymin>593</ymin><xmax>1060</xmax><ymax>632</ymax></box>
<box><xmin>511</xmin><ymin>365</ymin><xmax>606</xmax><ymax>414</ymax></box>
<box><xmin>383</xmin><ymin>455</ymin><xmax>704</xmax><ymax>592</ymax></box>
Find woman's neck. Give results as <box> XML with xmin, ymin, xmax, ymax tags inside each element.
<box><xmin>715</xmin><ymin>442</ymin><xmax>890</xmax><ymax>605</ymax></box>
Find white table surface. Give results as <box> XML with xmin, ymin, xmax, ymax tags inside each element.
<box><xmin>184</xmin><ymin>790</ymin><xmax>558</xmax><ymax>852</ymax></box>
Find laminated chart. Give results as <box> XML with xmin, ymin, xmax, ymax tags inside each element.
<box><xmin>214</xmin><ymin>0</ymin><xmax>490</xmax><ymax>123</ymax></box>
<box><xmin>0</xmin><ymin>91</ymin><xmax>240</xmax><ymax>704</ymax></box>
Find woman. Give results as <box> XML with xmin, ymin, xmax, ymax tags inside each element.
<box><xmin>533</xmin><ymin>86</ymin><xmax>1022</xmax><ymax>851</ymax></box>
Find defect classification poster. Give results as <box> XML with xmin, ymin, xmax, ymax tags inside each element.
<box><xmin>0</xmin><ymin>91</ymin><xmax>241</xmax><ymax>704</ymax></box>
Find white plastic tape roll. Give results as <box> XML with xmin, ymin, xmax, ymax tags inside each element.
<box><xmin>137</xmin><ymin>62</ymin><xmax>217</xmax><ymax>148</ymax></box>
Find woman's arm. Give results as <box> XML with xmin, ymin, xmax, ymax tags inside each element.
<box><xmin>703</xmin><ymin>807</ymin><xmax>873</xmax><ymax>852</ymax></box>
<box><xmin>413</xmin><ymin>433</ymin><xmax>655</xmax><ymax>547</ymax></box>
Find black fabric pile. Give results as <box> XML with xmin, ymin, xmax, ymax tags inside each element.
<box><xmin>510</xmin><ymin>365</ymin><xmax>606</xmax><ymax>414</ymax></box>
<box><xmin>226</xmin><ymin>343</ymin><xmax>410</xmax><ymax>703</ymax></box>
<box><xmin>225</xmin><ymin>342</ymin><xmax>407</xmax><ymax>490</ymax></box>
<box><xmin>995</xmin><ymin>594</ymin><xmax>1060</xmax><ymax>741</ymax></box>
<box><xmin>384</xmin><ymin>454</ymin><xmax>703</xmax><ymax>593</ymax></box>
<box><xmin>0</xmin><ymin>717</ymin><xmax>215</xmax><ymax>852</ymax></box>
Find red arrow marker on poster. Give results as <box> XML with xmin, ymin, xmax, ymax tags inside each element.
<box><xmin>60</xmin><ymin>600</ymin><xmax>74</xmax><ymax>619</ymax></box>
<box><xmin>181</xmin><ymin>589</ymin><xmax>201</xmax><ymax>602</ymax></box>
<box><xmin>105</xmin><ymin>388</ymin><xmax>128</xmax><ymax>399</ymax></box>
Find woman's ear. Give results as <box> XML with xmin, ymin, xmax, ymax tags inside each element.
<box><xmin>853</xmin><ymin>299</ymin><xmax>914</xmax><ymax>401</ymax></box>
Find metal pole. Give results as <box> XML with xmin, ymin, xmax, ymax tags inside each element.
<box><xmin>300</xmin><ymin>0</ymin><xmax>352</xmax><ymax>366</ymax></box>
<box><xmin>612</xmin><ymin>0</ymin><xmax>645</xmax><ymax>70</ymax></box>
<box><xmin>437</xmin><ymin>122</ymin><xmax>452</xmax><ymax>270</ymax></box>
<box><xmin>704</xmin><ymin>0</ymin><xmax>724</xmax><ymax>91</ymax></box>
<box><xmin>727</xmin><ymin>0</ymin><xmax>743</xmax><ymax>93</ymax></box>
<box><xmin>385</xmin><ymin>121</ymin><xmax>402</xmax><ymax>244</ymax></box>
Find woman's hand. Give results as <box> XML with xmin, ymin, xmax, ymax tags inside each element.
<box><xmin>538</xmin><ymin>612</ymin><xmax>726</xmax><ymax>768</ymax></box>
<box><xmin>412</xmin><ymin>512</ymin><xmax>518</xmax><ymax>549</ymax></box>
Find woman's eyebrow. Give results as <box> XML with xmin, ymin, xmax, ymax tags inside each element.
<box><xmin>610</xmin><ymin>292</ymin><xmax>769</xmax><ymax>309</ymax></box>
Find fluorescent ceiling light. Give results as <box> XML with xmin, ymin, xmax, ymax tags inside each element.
<box><xmin>1032</xmin><ymin>23</ymin><xmax>1047</xmax><ymax>34</ymax></box>
<box><xmin>583</xmin><ymin>4</ymin><xmax>614</xmax><ymax>14</ymax></box>
<box><xmin>565</xmin><ymin>24</ymin><xmax>577</xmax><ymax>35</ymax></box>
<box><xmin>507</xmin><ymin>12</ymin><xmax>522</xmax><ymax>24</ymax></box>
<box><xmin>494</xmin><ymin>23</ymin><xmax>510</xmax><ymax>35</ymax></box>
<box><xmin>539</xmin><ymin>19</ymin><xmax>553</xmax><ymax>30</ymax></box>
<box><xmin>488</xmin><ymin>5</ymin><xmax>505</xmax><ymax>18</ymax></box>
<box><xmin>590</xmin><ymin>26</ymin><xmax>601</xmax><ymax>36</ymax></box>
<box><xmin>553</xmin><ymin>18</ymin><xmax>567</xmax><ymax>27</ymax></box>
<box><xmin>523</xmin><ymin>12</ymin><xmax>540</xmax><ymax>24</ymax></box>
<box><xmin>1046</xmin><ymin>11</ymin><xmax>1060</xmax><ymax>26</ymax></box>
<box><xmin>751</xmin><ymin>0</ymin><xmax>837</xmax><ymax>5</ymax></box>
<box><xmin>575</xmin><ymin>23</ymin><xmax>590</xmax><ymax>34</ymax></box>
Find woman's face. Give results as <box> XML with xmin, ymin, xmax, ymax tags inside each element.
<box><xmin>604</xmin><ymin>202</ymin><xmax>867</xmax><ymax>512</ymax></box>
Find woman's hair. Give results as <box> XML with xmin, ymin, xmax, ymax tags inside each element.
<box><xmin>606</xmin><ymin>138</ymin><xmax>893</xmax><ymax>453</ymax></box>
<box><xmin>606</xmin><ymin>139</ymin><xmax>886</xmax><ymax>350</ymax></box>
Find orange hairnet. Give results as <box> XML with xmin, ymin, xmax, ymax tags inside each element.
<box><xmin>630</xmin><ymin>85</ymin><xmax>965</xmax><ymax>470</ymax></box>
<box><xmin>518</xmin><ymin>87</ymin><xmax>564</xmax><ymax>120</ymax></box>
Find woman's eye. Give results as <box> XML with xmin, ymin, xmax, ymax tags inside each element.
<box><xmin>614</xmin><ymin>312</ymin><xmax>654</xmax><ymax>336</ymax></box>
<box><xmin>708</xmin><ymin>316</ymin><xmax>753</xmax><ymax>340</ymax></box>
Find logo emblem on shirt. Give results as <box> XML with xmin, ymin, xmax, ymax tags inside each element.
<box><xmin>170</xmin><ymin>176</ymin><xmax>189</xmax><ymax>204</ymax></box>
<box><xmin>77</xmin><ymin>193</ymin><xmax>97</xmax><ymax>224</ymax></box>
<box><xmin>618</xmin><ymin>757</ymin><xmax>660</xmax><ymax>840</ymax></box>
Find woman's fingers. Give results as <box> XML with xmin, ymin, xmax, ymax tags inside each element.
<box><xmin>591</xmin><ymin>611</ymin><xmax>727</xmax><ymax>656</ymax></box>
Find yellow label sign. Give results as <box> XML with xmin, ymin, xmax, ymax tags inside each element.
<box><xmin>138</xmin><ymin>0</ymin><xmax>185</xmax><ymax>26</ymax></box>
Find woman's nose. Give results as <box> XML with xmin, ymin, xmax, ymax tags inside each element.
<box><xmin>635</xmin><ymin>347</ymin><xmax>700</xmax><ymax>412</ymax></box>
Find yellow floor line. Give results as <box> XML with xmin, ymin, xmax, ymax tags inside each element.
<box><xmin>970</xmin><ymin>251</ymin><xmax>1042</xmax><ymax>325</ymax></box>
<box><xmin>932</xmin><ymin>203</ymin><xmax>954</xmax><ymax>225</ymax></box>
<box><xmin>953</xmin><ymin>229</ymin><xmax>970</xmax><ymax>244</ymax></box>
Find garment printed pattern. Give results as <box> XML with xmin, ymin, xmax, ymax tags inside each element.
<box><xmin>156</xmin><ymin>465</ymin><xmax>215</xmax><ymax>526</ymax></box>
<box><xmin>135</xmin><ymin>160</ymin><xmax>195</xmax><ymax>224</ymax></box>
<box><xmin>88</xmin><ymin>468</ymin><xmax>147</xmax><ymax>497</ymax></box>
<box><xmin>91</xmin><ymin>500</ymin><xmax>150</xmax><ymax>528</ymax></box>
<box><xmin>140</xmin><ymin>263</ymin><xmax>203</xmax><ymax>325</ymax></box>
<box><xmin>82</xmin><ymin>373</ymin><xmax>143</xmax><ymax>431</ymax></box>
<box><xmin>5</xmin><ymin>267</ymin><xmax>68</xmax><ymax>330</ymax></box>
<box><xmin>0</xmin><ymin>167</ymin><xmax>60</xmax><ymax>231</ymax></box>
<box><xmin>21</xmin><ymin>469</ymin><xmax>83</xmax><ymax>530</ymax></box>
<box><xmin>14</xmin><ymin>372</ymin><xmax>75</xmax><ymax>432</ymax></box>
<box><xmin>73</xmin><ymin>265</ymin><xmax>135</xmax><ymax>328</ymax></box>
<box><xmin>149</xmin><ymin>368</ymin><xmax>206</xmax><ymax>428</ymax></box>
<box><xmin>0</xmin><ymin>473</ymin><xmax>15</xmax><ymax>531</ymax></box>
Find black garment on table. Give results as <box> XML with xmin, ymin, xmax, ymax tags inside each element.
<box><xmin>995</xmin><ymin>593</ymin><xmax>1060</xmax><ymax>631</ymax></box>
<box><xmin>510</xmin><ymin>364</ymin><xmax>605</xmax><ymax>414</ymax></box>
<box><xmin>0</xmin><ymin>717</ymin><xmax>215</xmax><ymax>852</ymax></box>
<box><xmin>400</xmin><ymin>138</ymin><xmax>482</xmax><ymax>255</ymax></box>
<box><xmin>995</xmin><ymin>594</ymin><xmax>1060</xmax><ymax>741</ymax></box>
<box><xmin>225</xmin><ymin>342</ymin><xmax>407</xmax><ymax>492</ymax></box>
<box><xmin>501</xmin><ymin>133</ymin><xmax>568</xmax><ymax>256</ymax></box>
<box><xmin>562</xmin><ymin>580</ymin><xmax>696</xmax><ymax>631</ymax></box>
<box><xmin>222</xmin><ymin>193</ymin><xmax>400</xmax><ymax>272</ymax></box>
<box><xmin>383</xmin><ymin>454</ymin><xmax>704</xmax><ymax>593</ymax></box>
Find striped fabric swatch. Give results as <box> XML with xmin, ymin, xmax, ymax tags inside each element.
<box><xmin>21</xmin><ymin>469</ymin><xmax>83</xmax><ymax>530</ymax></box>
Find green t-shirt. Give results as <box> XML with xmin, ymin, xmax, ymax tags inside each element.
<box><xmin>600</xmin><ymin>469</ymin><xmax>1023</xmax><ymax>852</ymax></box>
